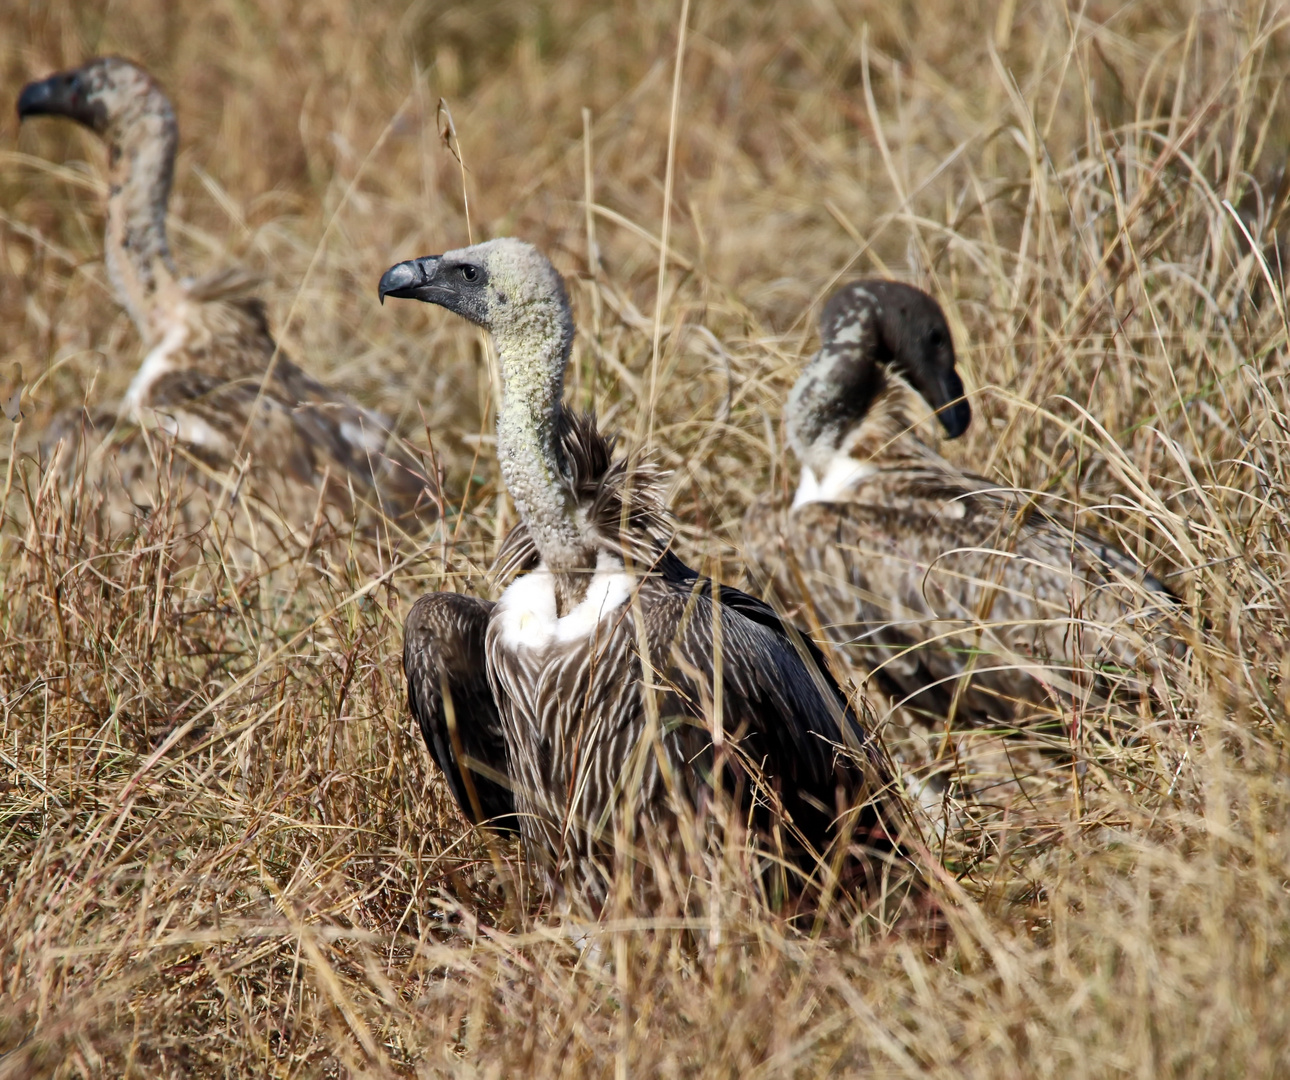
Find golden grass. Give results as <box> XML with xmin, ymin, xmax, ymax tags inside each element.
<box><xmin>3</xmin><ymin>0</ymin><xmax>1290</xmax><ymax>1074</ymax></box>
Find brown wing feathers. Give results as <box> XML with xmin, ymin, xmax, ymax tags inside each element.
<box><xmin>404</xmin><ymin>593</ymin><xmax>517</xmax><ymax>832</ymax></box>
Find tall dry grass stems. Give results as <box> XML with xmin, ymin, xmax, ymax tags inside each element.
<box><xmin>2</xmin><ymin>0</ymin><xmax>1289</xmax><ymax>1075</ymax></box>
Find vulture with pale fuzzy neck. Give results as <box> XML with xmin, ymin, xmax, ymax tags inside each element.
<box><xmin>18</xmin><ymin>57</ymin><xmax>435</xmax><ymax>538</ymax></box>
<box><xmin>381</xmin><ymin>238</ymin><xmax>904</xmax><ymax>906</ymax></box>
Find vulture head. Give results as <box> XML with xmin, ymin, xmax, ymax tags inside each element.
<box><xmin>18</xmin><ymin>57</ymin><xmax>173</xmax><ymax>145</ymax></box>
<box><xmin>379</xmin><ymin>238</ymin><xmax>573</xmax><ymax>365</ymax></box>
<box><xmin>786</xmin><ymin>280</ymin><xmax>971</xmax><ymax>468</ymax></box>
<box><xmin>381</xmin><ymin>238</ymin><xmax>610</xmax><ymax>580</ymax></box>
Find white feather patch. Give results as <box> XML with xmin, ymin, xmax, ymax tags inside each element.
<box><xmin>496</xmin><ymin>551</ymin><xmax>633</xmax><ymax>650</ymax></box>
<box><xmin>791</xmin><ymin>454</ymin><xmax>878</xmax><ymax>508</ymax></box>
<box><xmin>150</xmin><ymin>409</ymin><xmax>226</xmax><ymax>451</ymax></box>
<box><xmin>340</xmin><ymin>417</ymin><xmax>388</xmax><ymax>455</ymax></box>
<box><xmin>829</xmin><ymin>319</ymin><xmax>866</xmax><ymax>344</ymax></box>
<box><xmin>122</xmin><ymin>315</ymin><xmax>190</xmax><ymax>417</ymax></box>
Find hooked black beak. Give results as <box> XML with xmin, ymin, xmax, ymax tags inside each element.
<box><xmin>17</xmin><ymin>71</ymin><xmax>101</xmax><ymax>129</ymax></box>
<box><xmin>934</xmin><ymin>375</ymin><xmax>971</xmax><ymax>440</ymax></box>
<box><xmin>17</xmin><ymin>74</ymin><xmax>66</xmax><ymax>120</ymax></box>
<box><xmin>378</xmin><ymin>256</ymin><xmax>443</xmax><ymax>305</ymax></box>
<box><xmin>17</xmin><ymin>71</ymin><xmax>107</xmax><ymax>132</ymax></box>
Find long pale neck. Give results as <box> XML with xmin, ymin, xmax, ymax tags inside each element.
<box><xmin>494</xmin><ymin>314</ymin><xmax>595</xmax><ymax>605</ymax></box>
<box><xmin>103</xmin><ymin>111</ymin><xmax>181</xmax><ymax>344</ymax></box>
<box><xmin>786</xmin><ymin>342</ymin><xmax>927</xmax><ymax>481</ymax></box>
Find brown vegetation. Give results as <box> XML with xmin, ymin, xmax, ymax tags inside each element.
<box><xmin>2</xmin><ymin>0</ymin><xmax>1289</xmax><ymax>1075</ymax></box>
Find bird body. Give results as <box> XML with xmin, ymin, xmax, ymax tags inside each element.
<box><xmin>18</xmin><ymin>58</ymin><xmax>433</xmax><ymax>536</ymax></box>
<box><xmin>744</xmin><ymin>281</ymin><xmax>1180</xmax><ymax>739</ymax></box>
<box><xmin>383</xmin><ymin>241</ymin><xmax>896</xmax><ymax>904</ymax></box>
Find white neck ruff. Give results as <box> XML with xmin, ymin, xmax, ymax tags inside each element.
<box><xmin>791</xmin><ymin>453</ymin><xmax>878</xmax><ymax>508</ymax></box>
<box><xmin>495</xmin><ymin>550</ymin><xmax>634</xmax><ymax>650</ymax></box>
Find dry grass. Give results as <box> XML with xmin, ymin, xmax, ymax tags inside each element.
<box><xmin>2</xmin><ymin>0</ymin><xmax>1290</xmax><ymax>1075</ymax></box>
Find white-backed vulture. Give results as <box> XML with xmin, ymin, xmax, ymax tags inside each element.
<box><xmin>18</xmin><ymin>57</ymin><xmax>435</xmax><ymax>538</ymax></box>
<box><xmin>743</xmin><ymin>280</ymin><xmax>1181</xmax><ymax>753</ymax></box>
<box><xmin>381</xmin><ymin>239</ymin><xmax>901</xmax><ymax>905</ymax></box>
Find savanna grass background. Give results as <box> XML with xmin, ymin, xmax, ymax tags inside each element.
<box><xmin>2</xmin><ymin>0</ymin><xmax>1289</xmax><ymax>1075</ymax></box>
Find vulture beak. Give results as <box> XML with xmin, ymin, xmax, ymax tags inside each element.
<box><xmin>936</xmin><ymin>390</ymin><xmax>971</xmax><ymax>440</ymax></box>
<box><xmin>17</xmin><ymin>74</ymin><xmax>69</xmax><ymax>120</ymax></box>
<box><xmin>378</xmin><ymin>256</ymin><xmax>444</xmax><ymax>305</ymax></box>
<box><xmin>16</xmin><ymin>72</ymin><xmax>97</xmax><ymax>127</ymax></box>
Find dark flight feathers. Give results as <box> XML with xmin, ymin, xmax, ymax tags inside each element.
<box><xmin>404</xmin><ymin>592</ymin><xmax>517</xmax><ymax>832</ymax></box>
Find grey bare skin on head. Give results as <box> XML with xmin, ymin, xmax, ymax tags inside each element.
<box><xmin>784</xmin><ymin>280</ymin><xmax>970</xmax><ymax>475</ymax></box>
<box><xmin>381</xmin><ymin>239</ymin><xmax>593</xmax><ymax>612</ymax></box>
<box><xmin>382</xmin><ymin>240</ymin><xmax>904</xmax><ymax>906</ymax></box>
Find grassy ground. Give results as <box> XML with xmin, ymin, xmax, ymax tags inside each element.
<box><xmin>2</xmin><ymin>0</ymin><xmax>1290</xmax><ymax>1075</ymax></box>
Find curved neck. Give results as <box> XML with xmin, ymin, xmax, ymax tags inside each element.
<box><xmin>493</xmin><ymin>306</ymin><xmax>595</xmax><ymax>591</ymax></box>
<box><xmin>104</xmin><ymin>109</ymin><xmax>180</xmax><ymax>343</ymax></box>
<box><xmin>785</xmin><ymin>338</ymin><xmax>926</xmax><ymax>478</ymax></box>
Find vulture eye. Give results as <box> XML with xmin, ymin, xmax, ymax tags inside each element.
<box><xmin>461</xmin><ymin>265</ymin><xmax>479</xmax><ymax>282</ymax></box>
